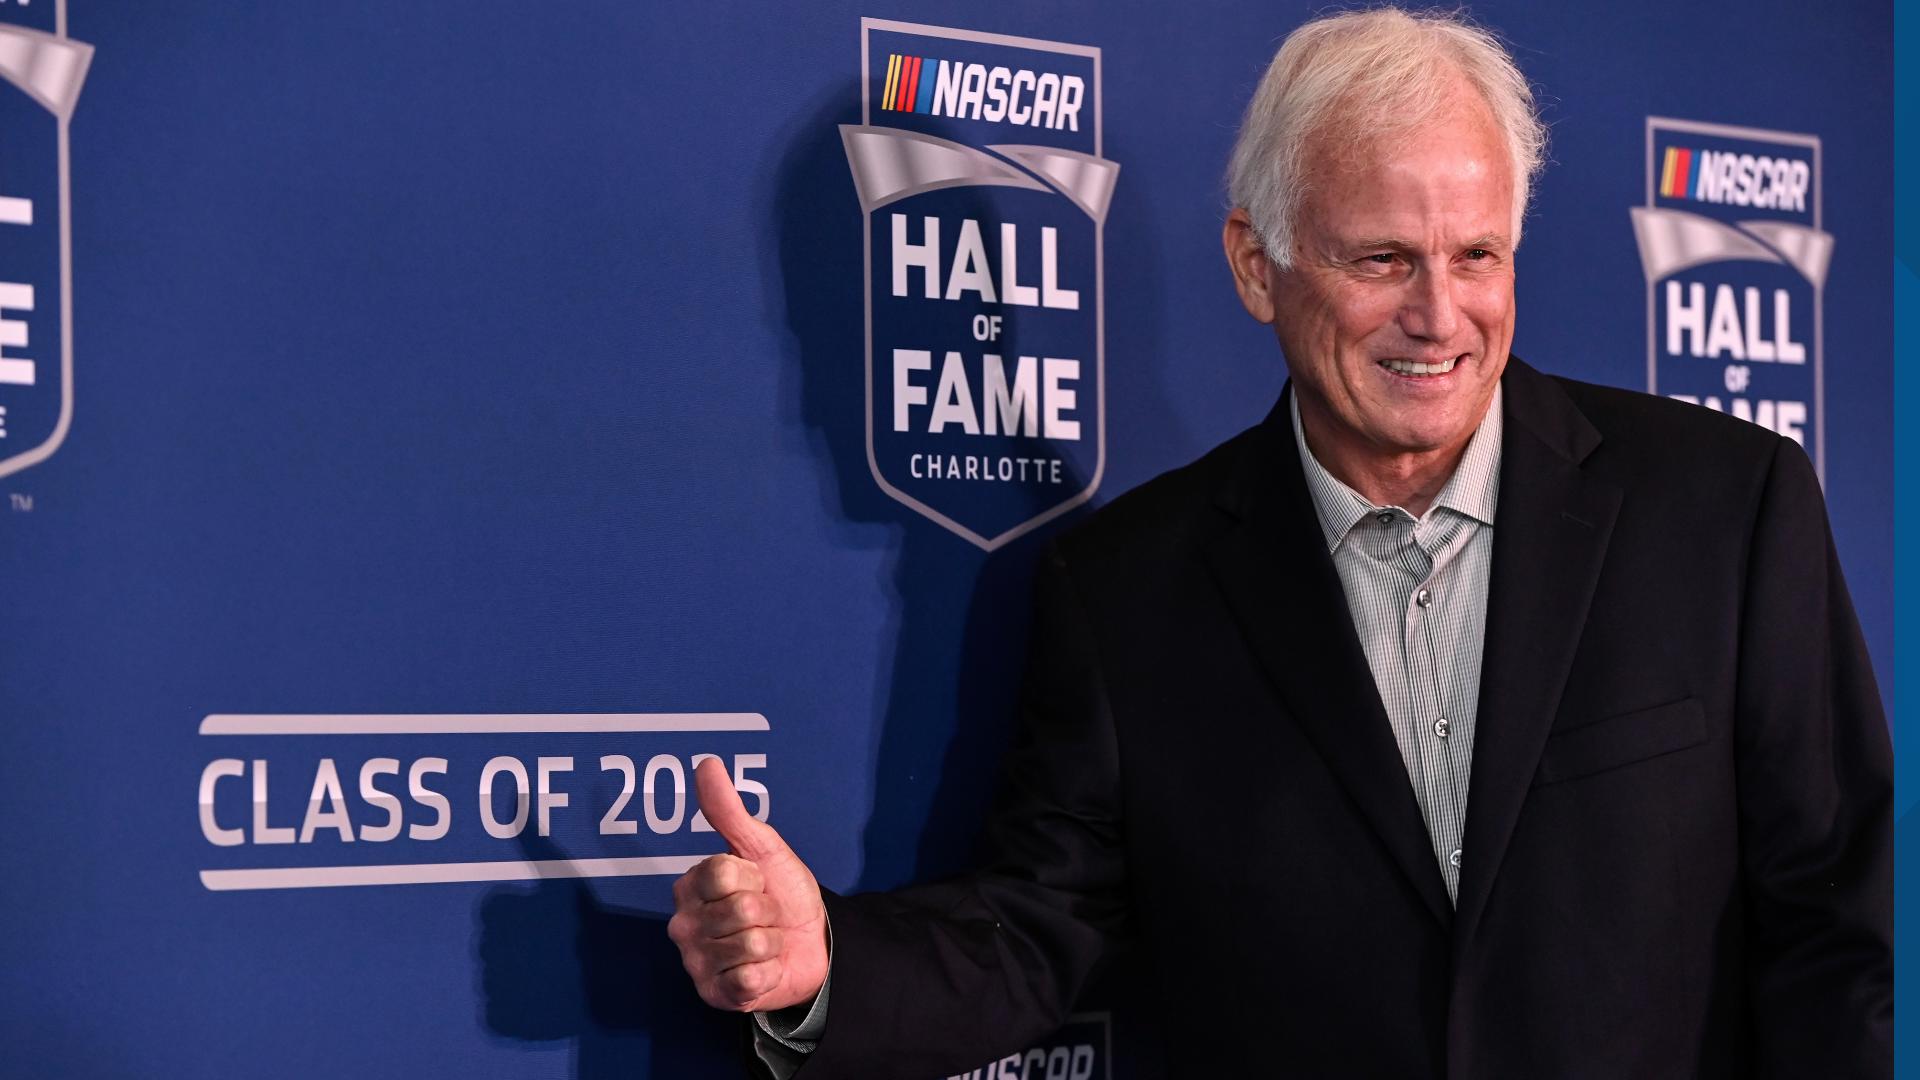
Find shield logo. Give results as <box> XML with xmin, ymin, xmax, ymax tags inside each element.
<box><xmin>1630</xmin><ymin>117</ymin><xmax>1829</xmax><ymax>480</ymax></box>
<box><xmin>843</xmin><ymin>19</ymin><xmax>1118</xmax><ymax>550</ymax></box>
<box><xmin>0</xmin><ymin>3</ymin><xmax>91</xmax><ymax>481</ymax></box>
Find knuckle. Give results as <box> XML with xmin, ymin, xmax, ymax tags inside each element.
<box><xmin>677</xmin><ymin>948</ymin><xmax>705</xmax><ymax>981</ymax></box>
<box><xmin>713</xmin><ymin>970</ymin><xmax>745</xmax><ymax>1005</ymax></box>
<box><xmin>745</xmin><ymin>963</ymin><xmax>777</xmax><ymax>996</ymax></box>
<box><xmin>714</xmin><ymin>893</ymin><xmax>749</xmax><ymax>924</ymax></box>
<box><xmin>697</xmin><ymin>982</ymin><xmax>737</xmax><ymax>1012</ymax></box>
<box><xmin>718</xmin><ymin>964</ymin><xmax>766</xmax><ymax>1003</ymax></box>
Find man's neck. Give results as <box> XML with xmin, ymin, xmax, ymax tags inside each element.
<box><xmin>1294</xmin><ymin>397</ymin><xmax>1479</xmax><ymax>518</ymax></box>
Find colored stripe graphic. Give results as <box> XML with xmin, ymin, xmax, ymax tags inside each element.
<box><xmin>1672</xmin><ymin>147</ymin><xmax>1692</xmax><ymax>200</ymax></box>
<box><xmin>916</xmin><ymin>57</ymin><xmax>938</xmax><ymax>113</ymax></box>
<box><xmin>903</xmin><ymin>55</ymin><xmax>923</xmax><ymax>113</ymax></box>
<box><xmin>1693</xmin><ymin>151</ymin><xmax>1710</xmax><ymax>199</ymax></box>
<box><xmin>882</xmin><ymin>53</ymin><xmax>900</xmax><ymax>111</ymax></box>
<box><xmin>1659</xmin><ymin>147</ymin><xmax>1677</xmax><ymax>198</ymax></box>
<box><xmin>895</xmin><ymin>56</ymin><xmax>916</xmax><ymax>111</ymax></box>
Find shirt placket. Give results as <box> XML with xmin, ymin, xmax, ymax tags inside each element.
<box><xmin>1395</xmin><ymin>517</ymin><xmax>1469</xmax><ymax>901</ymax></box>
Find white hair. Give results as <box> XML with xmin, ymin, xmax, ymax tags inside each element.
<box><xmin>1226</xmin><ymin>6</ymin><xmax>1547</xmax><ymax>269</ymax></box>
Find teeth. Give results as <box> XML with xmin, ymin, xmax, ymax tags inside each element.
<box><xmin>1380</xmin><ymin>357</ymin><xmax>1458</xmax><ymax>376</ymax></box>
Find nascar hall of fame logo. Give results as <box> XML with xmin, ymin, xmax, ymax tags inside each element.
<box><xmin>842</xmin><ymin>19</ymin><xmax>1119</xmax><ymax>549</ymax></box>
<box><xmin>0</xmin><ymin>2</ymin><xmax>91</xmax><ymax>481</ymax></box>
<box><xmin>1630</xmin><ymin>117</ymin><xmax>1830</xmax><ymax>479</ymax></box>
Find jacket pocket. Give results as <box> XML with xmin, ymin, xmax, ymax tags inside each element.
<box><xmin>1533</xmin><ymin>697</ymin><xmax>1708</xmax><ymax>787</ymax></box>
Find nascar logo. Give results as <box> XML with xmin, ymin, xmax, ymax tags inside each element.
<box><xmin>1656</xmin><ymin>145</ymin><xmax>1810</xmax><ymax>212</ymax></box>
<box><xmin>878</xmin><ymin>51</ymin><xmax>1086</xmax><ymax>131</ymax></box>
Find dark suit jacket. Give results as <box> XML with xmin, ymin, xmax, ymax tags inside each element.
<box><xmin>800</xmin><ymin>358</ymin><xmax>1892</xmax><ymax>1078</ymax></box>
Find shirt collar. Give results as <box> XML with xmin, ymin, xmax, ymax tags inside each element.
<box><xmin>1289</xmin><ymin>381</ymin><xmax>1504</xmax><ymax>553</ymax></box>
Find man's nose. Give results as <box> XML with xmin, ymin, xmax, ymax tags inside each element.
<box><xmin>1399</xmin><ymin>269</ymin><xmax>1461</xmax><ymax>343</ymax></box>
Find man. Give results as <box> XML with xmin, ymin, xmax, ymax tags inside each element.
<box><xmin>669</xmin><ymin>8</ymin><xmax>1892</xmax><ymax>1077</ymax></box>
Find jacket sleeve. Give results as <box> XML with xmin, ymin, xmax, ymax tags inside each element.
<box><xmin>796</xmin><ymin>543</ymin><xmax>1131</xmax><ymax>1078</ymax></box>
<box><xmin>1734</xmin><ymin>436</ymin><xmax>1893</xmax><ymax>1077</ymax></box>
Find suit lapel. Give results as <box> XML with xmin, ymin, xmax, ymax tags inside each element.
<box><xmin>1204</xmin><ymin>388</ymin><xmax>1454</xmax><ymax>927</ymax></box>
<box><xmin>1452</xmin><ymin>360</ymin><xmax>1622</xmax><ymax>941</ymax></box>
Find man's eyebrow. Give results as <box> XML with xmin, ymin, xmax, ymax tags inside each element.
<box><xmin>1346</xmin><ymin>234</ymin><xmax>1514</xmax><ymax>252</ymax></box>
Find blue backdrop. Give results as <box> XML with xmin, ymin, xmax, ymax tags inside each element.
<box><xmin>0</xmin><ymin>2</ymin><xmax>1892</xmax><ymax>1077</ymax></box>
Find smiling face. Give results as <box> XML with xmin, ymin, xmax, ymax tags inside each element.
<box><xmin>1247</xmin><ymin>82</ymin><xmax>1517</xmax><ymax>480</ymax></box>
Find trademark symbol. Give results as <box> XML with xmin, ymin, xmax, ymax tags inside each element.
<box><xmin>9</xmin><ymin>493</ymin><xmax>31</xmax><ymax>512</ymax></box>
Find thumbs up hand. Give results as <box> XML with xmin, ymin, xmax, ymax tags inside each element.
<box><xmin>668</xmin><ymin>757</ymin><xmax>831</xmax><ymax>1013</ymax></box>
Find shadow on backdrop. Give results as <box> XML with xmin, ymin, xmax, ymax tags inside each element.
<box><xmin>475</xmin><ymin>829</ymin><xmax>735</xmax><ymax>1078</ymax></box>
<box><xmin>472</xmin><ymin>77</ymin><xmax>1183</xmax><ymax>1080</ymax></box>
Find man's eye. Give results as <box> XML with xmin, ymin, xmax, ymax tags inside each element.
<box><xmin>1365</xmin><ymin>253</ymin><xmax>1396</xmax><ymax>264</ymax></box>
<box><xmin>1464</xmin><ymin>248</ymin><xmax>1491</xmax><ymax>260</ymax></box>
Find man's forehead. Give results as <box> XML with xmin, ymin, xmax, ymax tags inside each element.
<box><xmin>1306</xmin><ymin>188</ymin><xmax>1514</xmax><ymax>245</ymax></box>
<box><xmin>1300</xmin><ymin>137</ymin><xmax>1515</xmax><ymax>243</ymax></box>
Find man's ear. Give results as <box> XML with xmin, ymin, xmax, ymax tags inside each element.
<box><xmin>1223</xmin><ymin>208</ymin><xmax>1279</xmax><ymax>324</ymax></box>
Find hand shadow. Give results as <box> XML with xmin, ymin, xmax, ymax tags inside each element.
<box><xmin>474</xmin><ymin>829</ymin><xmax>739</xmax><ymax>1078</ymax></box>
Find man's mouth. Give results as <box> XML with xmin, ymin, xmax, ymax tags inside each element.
<box><xmin>1377</xmin><ymin>355</ymin><xmax>1462</xmax><ymax>377</ymax></box>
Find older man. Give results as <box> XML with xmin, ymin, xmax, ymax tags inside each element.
<box><xmin>670</xmin><ymin>8</ymin><xmax>1892</xmax><ymax>1077</ymax></box>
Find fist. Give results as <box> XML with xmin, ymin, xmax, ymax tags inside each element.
<box><xmin>668</xmin><ymin>757</ymin><xmax>830</xmax><ymax>1013</ymax></box>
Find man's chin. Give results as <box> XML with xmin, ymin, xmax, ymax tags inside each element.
<box><xmin>1361</xmin><ymin>414</ymin><xmax>1485</xmax><ymax>458</ymax></box>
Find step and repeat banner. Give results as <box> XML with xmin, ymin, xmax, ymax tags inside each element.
<box><xmin>0</xmin><ymin>2</ymin><xmax>1891</xmax><ymax>1077</ymax></box>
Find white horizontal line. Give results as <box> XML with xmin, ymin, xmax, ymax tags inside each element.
<box><xmin>198</xmin><ymin>713</ymin><xmax>769</xmax><ymax>735</ymax></box>
<box><xmin>0</xmin><ymin>358</ymin><xmax>33</xmax><ymax>386</ymax></box>
<box><xmin>0</xmin><ymin>196</ymin><xmax>30</xmax><ymax>226</ymax></box>
<box><xmin>199</xmin><ymin>855</ymin><xmax>705</xmax><ymax>891</ymax></box>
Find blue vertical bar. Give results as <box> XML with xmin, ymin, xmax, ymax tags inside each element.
<box><xmin>916</xmin><ymin>57</ymin><xmax>938</xmax><ymax>114</ymax></box>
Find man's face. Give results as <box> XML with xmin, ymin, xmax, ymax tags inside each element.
<box><xmin>1264</xmin><ymin>91</ymin><xmax>1516</xmax><ymax>459</ymax></box>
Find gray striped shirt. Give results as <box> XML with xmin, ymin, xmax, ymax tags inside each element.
<box><xmin>1290</xmin><ymin>386</ymin><xmax>1502</xmax><ymax>903</ymax></box>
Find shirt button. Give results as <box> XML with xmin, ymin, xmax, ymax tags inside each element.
<box><xmin>1376</xmin><ymin>511</ymin><xmax>1393</xmax><ymax>525</ymax></box>
<box><xmin>1433</xmin><ymin>717</ymin><xmax>1450</xmax><ymax>738</ymax></box>
<box><xmin>1449</xmin><ymin>849</ymin><xmax>1462</xmax><ymax>869</ymax></box>
<box><xmin>1415</xmin><ymin>587</ymin><xmax>1433</xmax><ymax>607</ymax></box>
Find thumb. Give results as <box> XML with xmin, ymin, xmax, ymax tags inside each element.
<box><xmin>694</xmin><ymin>756</ymin><xmax>787</xmax><ymax>862</ymax></box>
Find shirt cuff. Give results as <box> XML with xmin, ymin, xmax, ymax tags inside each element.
<box><xmin>753</xmin><ymin>966</ymin><xmax>831</xmax><ymax>1050</ymax></box>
